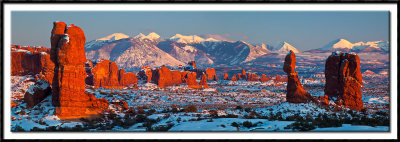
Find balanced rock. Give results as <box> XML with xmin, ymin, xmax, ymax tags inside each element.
<box><xmin>324</xmin><ymin>51</ymin><xmax>363</xmax><ymax>110</ymax></box>
<box><xmin>24</xmin><ymin>79</ymin><xmax>51</xmax><ymax>108</ymax></box>
<box><xmin>283</xmin><ymin>50</ymin><xmax>313</xmax><ymax>103</ymax></box>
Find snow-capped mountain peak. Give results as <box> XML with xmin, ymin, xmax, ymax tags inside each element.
<box><xmin>147</xmin><ymin>32</ymin><xmax>160</xmax><ymax>39</ymax></box>
<box><xmin>276</xmin><ymin>41</ymin><xmax>300</xmax><ymax>53</ymax></box>
<box><xmin>352</xmin><ymin>40</ymin><xmax>389</xmax><ymax>51</ymax></box>
<box><xmin>205</xmin><ymin>38</ymin><xmax>219</xmax><ymax>42</ymax></box>
<box><xmin>134</xmin><ymin>33</ymin><xmax>146</xmax><ymax>39</ymax></box>
<box><xmin>134</xmin><ymin>32</ymin><xmax>160</xmax><ymax>40</ymax></box>
<box><xmin>170</xmin><ymin>34</ymin><xmax>206</xmax><ymax>44</ymax></box>
<box><xmin>96</xmin><ymin>33</ymin><xmax>130</xmax><ymax>41</ymax></box>
<box><xmin>320</xmin><ymin>38</ymin><xmax>354</xmax><ymax>50</ymax></box>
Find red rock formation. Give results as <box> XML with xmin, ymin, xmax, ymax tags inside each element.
<box><xmin>11</xmin><ymin>46</ymin><xmax>54</xmax><ymax>84</ymax></box>
<box><xmin>200</xmin><ymin>72</ymin><xmax>209</xmax><ymax>88</ymax></box>
<box><xmin>206</xmin><ymin>68</ymin><xmax>218</xmax><ymax>81</ymax></box>
<box><xmin>283</xmin><ymin>50</ymin><xmax>313</xmax><ymax>103</ymax></box>
<box><xmin>223</xmin><ymin>72</ymin><xmax>229</xmax><ymax>80</ymax></box>
<box><xmin>231</xmin><ymin>74</ymin><xmax>238</xmax><ymax>81</ymax></box>
<box><xmin>314</xmin><ymin>95</ymin><xmax>329</xmax><ymax>106</ymax></box>
<box><xmin>118</xmin><ymin>69</ymin><xmax>138</xmax><ymax>88</ymax></box>
<box><xmin>24</xmin><ymin>79</ymin><xmax>51</xmax><ymax>108</ymax></box>
<box><xmin>151</xmin><ymin>66</ymin><xmax>174</xmax><ymax>88</ymax></box>
<box><xmin>185</xmin><ymin>72</ymin><xmax>198</xmax><ymax>88</ymax></box>
<box><xmin>325</xmin><ymin>52</ymin><xmax>363</xmax><ymax>110</ymax></box>
<box><xmin>91</xmin><ymin>60</ymin><xmax>122</xmax><ymax>89</ymax></box>
<box><xmin>188</xmin><ymin>61</ymin><xmax>196</xmax><ymax>69</ymax></box>
<box><xmin>171</xmin><ymin>70</ymin><xmax>183</xmax><ymax>85</ymax></box>
<box><xmin>241</xmin><ymin>69</ymin><xmax>247</xmax><ymax>80</ymax></box>
<box><xmin>50</xmin><ymin>21</ymin><xmax>108</xmax><ymax>119</ymax></box>
<box><xmin>246</xmin><ymin>73</ymin><xmax>259</xmax><ymax>81</ymax></box>
<box><xmin>138</xmin><ymin>66</ymin><xmax>152</xmax><ymax>82</ymax></box>
<box><xmin>260</xmin><ymin>74</ymin><xmax>271</xmax><ymax>83</ymax></box>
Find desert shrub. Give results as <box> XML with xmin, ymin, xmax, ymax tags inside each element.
<box><xmin>146</xmin><ymin>109</ymin><xmax>156</xmax><ymax>115</ymax></box>
<box><xmin>184</xmin><ymin>105</ymin><xmax>197</xmax><ymax>113</ymax></box>
<box><xmin>135</xmin><ymin>114</ymin><xmax>147</xmax><ymax>123</ymax></box>
<box><xmin>151</xmin><ymin>123</ymin><xmax>175</xmax><ymax>131</ymax></box>
<box><xmin>137</xmin><ymin>107</ymin><xmax>146</xmax><ymax>114</ymax></box>
<box><xmin>163</xmin><ymin>113</ymin><xmax>171</xmax><ymax>119</ymax></box>
<box><xmin>209</xmin><ymin>110</ymin><xmax>218</xmax><ymax>118</ymax></box>
<box><xmin>242</xmin><ymin>121</ymin><xmax>253</xmax><ymax>128</ymax></box>
<box><xmin>284</xmin><ymin>121</ymin><xmax>316</xmax><ymax>131</ymax></box>
<box><xmin>236</xmin><ymin>105</ymin><xmax>243</xmax><ymax>110</ymax></box>
<box><xmin>231</xmin><ymin>122</ymin><xmax>240</xmax><ymax>128</ymax></box>
<box><xmin>31</xmin><ymin>127</ymin><xmax>45</xmax><ymax>131</ymax></box>
<box><xmin>143</xmin><ymin>118</ymin><xmax>158</xmax><ymax>131</ymax></box>
<box><xmin>224</xmin><ymin>114</ymin><xmax>238</xmax><ymax>118</ymax></box>
<box><xmin>45</xmin><ymin>126</ymin><xmax>58</xmax><ymax>131</ymax></box>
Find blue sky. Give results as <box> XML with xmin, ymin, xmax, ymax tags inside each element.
<box><xmin>11</xmin><ymin>11</ymin><xmax>389</xmax><ymax>51</ymax></box>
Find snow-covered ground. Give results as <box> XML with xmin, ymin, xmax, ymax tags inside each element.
<box><xmin>10</xmin><ymin>73</ymin><xmax>390</xmax><ymax>132</ymax></box>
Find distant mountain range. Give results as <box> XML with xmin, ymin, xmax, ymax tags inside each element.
<box><xmin>85</xmin><ymin>33</ymin><xmax>389</xmax><ymax>69</ymax></box>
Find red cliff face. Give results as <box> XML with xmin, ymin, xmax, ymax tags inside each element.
<box><xmin>90</xmin><ymin>60</ymin><xmax>138</xmax><ymax>89</ymax></box>
<box><xmin>283</xmin><ymin>50</ymin><xmax>313</xmax><ymax>103</ymax></box>
<box><xmin>205</xmin><ymin>68</ymin><xmax>218</xmax><ymax>81</ymax></box>
<box><xmin>151</xmin><ymin>66</ymin><xmax>173</xmax><ymax>88</ymax></box>
<box><xmin>92</xmin><ymin>60</ymin><xmax>121</xmax><ymax>89</ymax></box>
<box><xmin>50</xmin><ymin>21</ymin><xmax>108</xmax><ymax>119</ymax></box>
<box><xmin>11</xmin><ymin>46</ymin><xmax>54</xmax><ymax>84</ymax></box>
<box><xmin>171</xmin><ymin>70</ymin><xmax>183</xmax><ymax>85</ymax></box>
<box><xmin>118</xmin><ymin>69</ymin><xmax>138</xmax><ymax>88</ymax></box>
<box><xmin>185</xmin><ymin>72</ymin><xmax>198</xmax><ymax>88</ymax></box>
<box><xmin>325</xmin><ymin>52</ymin><xmax>363</xmax><ymax>111</ymax></box>
<box><xmin>223</xmin><ymin>72</ymin><xmax>229</xmax><ymax>80</ymax></box>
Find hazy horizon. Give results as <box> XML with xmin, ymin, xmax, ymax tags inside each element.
<box><xmin>11</xmin><ymin>11</ymin><xmax>389</xmax><ymax>51</ymax></box>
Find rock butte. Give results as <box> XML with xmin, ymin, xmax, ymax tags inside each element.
<box><xmin>90</xmin><ymin>60</ymin><xmax>138</xmax><ymax>89</ymax></box>
<box><xmin>50</xmin><ymin>21</ymin><xmax>108</xmax><ymax>119</ymax></box>
<box><xmin>324</xmin><ymin>51</ymin><xmax>363</xmax><ymax>111</ymax></box>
